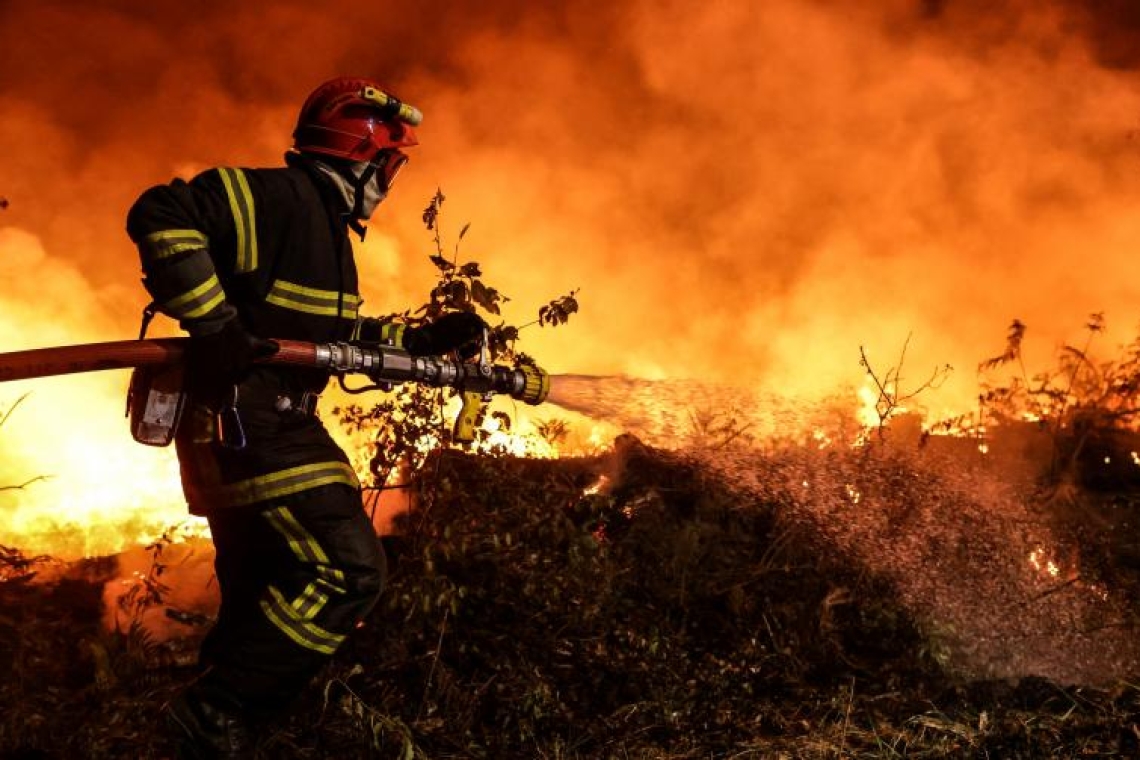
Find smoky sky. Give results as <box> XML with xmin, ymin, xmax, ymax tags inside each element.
<box><xmin>3</xmin><ymin>0</ymin><xmax>1140</xmax><ymax>407</ymax></box>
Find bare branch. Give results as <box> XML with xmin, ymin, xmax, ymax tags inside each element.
<box><xmin>860</xmin><ymin>336</ymin><xmax>953</xmax><ymax>437</ymax></box>
<box><xmin>0</xmin><ymin>392</ymin><xmax>30</xmax><ymax>429</ymax></box>
<box><xmin>0</xmin><ymin>475</ymin><xmax>51</xmax><ymax>492</ymax></box>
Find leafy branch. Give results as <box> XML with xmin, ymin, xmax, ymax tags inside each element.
<box><xmin>975</xmin><ymin>313</ymin><xmax>1140</xmax><ymax>483</ymax></box>
<box><xmin>515</xmin><ymin>289</ymin><xmax>581</xmax><ymax>330</ymax></box>
<box><xmin>339</xmin><ymin>188</ymin><xmax>582</xmax><ymax>498</ymax></box>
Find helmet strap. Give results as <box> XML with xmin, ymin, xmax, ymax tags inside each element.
<box><xmin>345</xmin><ymin>215</ymin><xmax>368</xmax><ymax>240</ymax></box>
<box><xmin>342</xmin><ymin>162</ymin><xmax>379</xmax><ymax>241</ymax></box>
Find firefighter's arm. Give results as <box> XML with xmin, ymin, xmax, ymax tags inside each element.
<box><xmin>127</xmin><ymin>170</ymin><xmax>275</xmax><ymax>388</ymax></box>
<box><xmin>125</xmin><ymin>171</ymin><xmax>240</xmax><ymax>337</ymax></box>
<box><xmin>353</xmin><ymin>312</ymin><xmax>486</xmax><ymax>356</ymax></box>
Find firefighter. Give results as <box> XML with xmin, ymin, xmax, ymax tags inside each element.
<box><xmin>126</xmin><ymin>77</ymin><xmax>484</xmax><ymax>757</ymax></box>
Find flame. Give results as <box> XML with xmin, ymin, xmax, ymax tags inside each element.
<box><xmin>5</xmin><ymin>2</ymin><xmax>1140</xmax><ymax>556</ymax></box>
<box><xmin>583</xmin><ymin>474</ymin><xmax>610</xmax><ymax>496</ymax></box>
<box><xmin>855</xmin><ymin>380</ymin><xmax>884</xmax><ymax>430</ymax></box>
<box><xmin>0</xmin><ymin>230</ymin><xmax>198</xmax><ymax>558</ymax></box>
<box><xmin>1028</xmin><ymin>547</ymin><xmax>1063</xmax><ymax>580</ymax></box>
<box><xmin>0</xmin><ymin>375</ymin><xmax>202</xmax><ymax>558</ymax></box>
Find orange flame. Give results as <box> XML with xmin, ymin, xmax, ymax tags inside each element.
<box><xmin>5</xmin><ymin>1</ymin><xmax>1140</xmax><ymax>556</ymax></box>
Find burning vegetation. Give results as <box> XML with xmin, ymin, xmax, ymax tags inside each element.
<box><xmin>5</xmin><ymin>0</ymin><xmax>1140</xmax><ymax>756</ymax></box>
<box><xmin>3</xmin><ymin>204</ymin><xmax>1140</xmax><ymax>755</ymax></box>
<box><xmin>3</xmin><ymin>406</ymin><xmax>1140</xmax><ymax>757</ymax></box>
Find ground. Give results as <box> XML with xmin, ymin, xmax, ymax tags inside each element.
<box><xmin>1</xmin><ymin>437</ymin><xmax>1139</xmax><ymax>759</ymax></box>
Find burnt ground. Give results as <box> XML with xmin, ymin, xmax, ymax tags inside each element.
<box><xmin>1</xmin><ymin>436</ymin><xmax>1140</xmax><ymax>759</ymax></box>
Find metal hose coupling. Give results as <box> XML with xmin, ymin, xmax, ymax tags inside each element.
<box><xmin>306</xmin><ymin>341</ymin><xmax>548</xmax><ymax>404</ymax></box>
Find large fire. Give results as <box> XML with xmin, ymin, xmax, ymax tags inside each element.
<box><xmin>4</xmin><ymin>0</ymin><xmax>1140</xmax><ymax>575</ymax></box>
<box><xmin>0</xmin><ymin>229</ymin><xmax>194</xmax><ymax>556</ymax></box>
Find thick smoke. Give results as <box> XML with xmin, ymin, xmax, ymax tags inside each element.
<box><xmin>3</xmin><ymin>1</ymin><xmax>1140</xmax><ymax>549</ymax></box>
<box><xmin>3</xmin><ymin>0</ymin><xmax>1140</xmax><ymax>405</ymax></box>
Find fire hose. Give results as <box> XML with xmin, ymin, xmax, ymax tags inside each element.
<box><xmin>0</xmin><ymin>337</ymin><xmax>550</xmax><ymax>443</ymax></box>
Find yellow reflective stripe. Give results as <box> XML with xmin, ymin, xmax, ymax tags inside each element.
<box><xmin>265</xmin><ymin>294</ymin><xmax>360</xmax><ymax>318</ymax></box>
<box><xmin>291</xmin><ymin>581</ymin><xmax>329</xmax><ymax>620</ymax></box>
<box><xmin>350</xmin><ymin>319</ymin><xmax>363</xmax><ymax>341</ymax></box>
<box><xmin>233</xmin><ymin>170</ymin><xmax>258</xmax><ymax>271</ymax></box>
<box><xmin>272</xmin><ymin>280</ymin><xmax>361</xmax><ymax>304</ymax></box>
<box><xmin>380</xmin><ymin>323</ymin><xmax>406</xmax><ymax>347</ymax></box>
<box><xmin>266</xmin><ymin>280</ymin><xmax>361</xmax><ymax>318</ymax></box>
<box><xmin>143</xmin><ymin>229</ymin><xmax>208</xmax><ymax>260</ymax></box>
<box><xmin>209</xmin><ymin>462</ymin><xmax>360</xmax><ymax>508</ymax></box>
<box><xmin>317</xmin><ymin>565</ymin><xmax>347</xmax><ymax>589</ymax></box>
<box><xmin>217</xmin><ymin>169</ymin><xmax>245</xmax><ymax>266</ymax></box>
<box><xmin>260</xmin><ymin>586</ymin><xmax>345</xmax><ymax>654</ymax></box>
<box><xmin>218</xmin><ymin>168</ymin><xmax>257</xmax><ymax>273</ymax></box>
<box><xmin>164</xmin><ymin>274</ymin><xmax>226</xmax><ymax>319</ymax></box>
<box><xmin>265</xmin><ymin>506</ymin><xmax>331</xmax><ymax>565</ymax></box>
<box><xmin>184</xmin><ymin>291</ymin><xmax>226</xmax><ymax>319</ymax></box>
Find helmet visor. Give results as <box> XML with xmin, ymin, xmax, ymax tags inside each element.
<box><xmin>374</xmin><ymin>149</ymin><xmax>408</xmax><ymax>191</ymax></box>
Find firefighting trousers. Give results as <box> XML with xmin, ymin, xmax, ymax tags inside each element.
<box><xmin>194</xmin><ymin>483</ymin><xmax>385</xmax><ymax>715</ymax></box>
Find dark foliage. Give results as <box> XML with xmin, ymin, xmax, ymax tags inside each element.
<box><xmin>3</xmin><ymin>441</ymin><xmax>1138</xmax><ymax>758</ymax></box>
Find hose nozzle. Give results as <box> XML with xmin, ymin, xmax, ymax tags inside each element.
<box><xmin>515</xmin><ymin>364</ymin><xmax>550</xmax><ymax>405</ymax></box>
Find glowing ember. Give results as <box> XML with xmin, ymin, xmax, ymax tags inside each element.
<box><xmin>583</xmin><ymin>474</ymin><xmax>610</xmax><ymax>495</ymax></box>
<box><xmin>1028</xmin><ymin>548</ymin><xmax>1062</xmax><ymax>580</ymax></box>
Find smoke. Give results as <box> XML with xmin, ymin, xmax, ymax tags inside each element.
<box><xmin>3</xmin><ymin>0</ymin><xmax>1140</xmax><ymax>546</ymax></box>
<box><xmin>2</xmin><ymin>1</ymin><xmax>1138</xmax><ymax>399</ymax></box>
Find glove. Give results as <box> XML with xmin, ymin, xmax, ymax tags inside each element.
<box><xmin>403</xmin><ymin>311</ymin><xmax>487</xmax><ymax>357</ymax></box>
<box><xmin>185</xmin><ymin>319</ymin><xmax>278</xmax><ymax>394</ymax></box>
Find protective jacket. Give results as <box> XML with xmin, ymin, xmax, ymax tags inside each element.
<box><xmin>127</xmin><ymin>155</ymin><xmax>396</xmax><ymax>514</ymax></box>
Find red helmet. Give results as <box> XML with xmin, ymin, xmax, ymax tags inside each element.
<box><xmin>292</xmin><ymin>77</ymin><xmax>420</xmax><ymax>162</ymax></box>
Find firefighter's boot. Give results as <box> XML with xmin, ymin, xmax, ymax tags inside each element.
<box><xmin>165</xmin><ymin>686</ymin><xmax>255</xmax><ymax>760</ymax></box>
